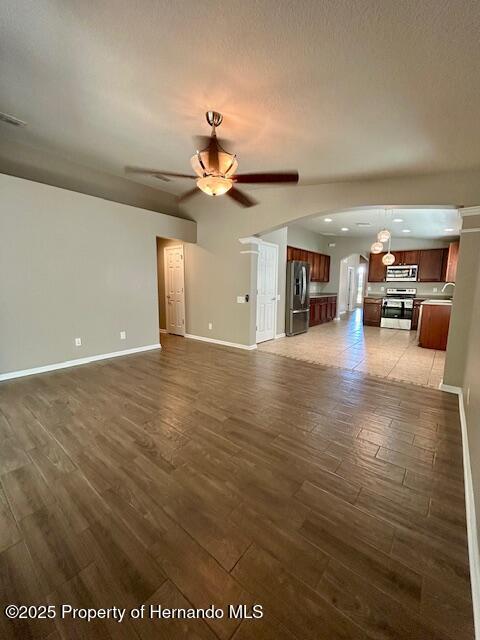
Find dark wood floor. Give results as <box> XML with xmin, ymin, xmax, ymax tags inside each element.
<box><xmin>0</xmin><ymin>334</ymin><xmax>474</xmax><ymax>639</ymax></box>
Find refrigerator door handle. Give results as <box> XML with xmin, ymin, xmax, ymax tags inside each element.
<box><xmin>301</xmin><ymin>265</ymin><xmax>306</xmax><ymax>305</ymax></box>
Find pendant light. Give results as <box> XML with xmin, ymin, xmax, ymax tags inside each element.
<box><xmin>382</xmin><ymin>252</ymin><xmax>395</xmax><ymax>266</ymax></box>
<box><xmin>370</xmin><ymin>241</ymin><xmax>384</xmax><ymax>254</ymax></box>
<box><xmin>377</xmin><ymin>228</ymin><xmax>391</xmax><ymax>243</ymax></box>
<box><xmin>381</xmin><ymin>235</ymin><xmax>395</xmax><ymax>265</ymax></box>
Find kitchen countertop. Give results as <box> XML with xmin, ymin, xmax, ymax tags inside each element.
<box><xmin>421</xmin><ymin>299</ymin><xmax>453</xmax><ymax>306</ymax></box>
<box><xmin>310</xmin><ymin>293</ymin><xmax>338</xmax><ymax>299</ymax></box>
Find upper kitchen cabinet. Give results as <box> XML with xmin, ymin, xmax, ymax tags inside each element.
<box><xmin>287</xmin><ymin>246</ymin><xmax>330</xmax><ymax>282</ymax></box>
<box><xmin>399</xmin><ymin>250</ymin><xmax>420</xmax><ymax>266</ymax></box>
<box><xmin>445</xmin><ymin>240</ymin><xmax>460</xmax><ymax>282</ymax></box>
<box><xmin>368</xmin><ymin>252</ymin><xmax>387</xmax><ymax>282</ymax></box>
<box><xmin>417</xmin><ymin>248</ymin><xmax>448</xmax><ymax>282</ymax></box>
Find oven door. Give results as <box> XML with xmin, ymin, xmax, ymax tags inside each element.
<box><xmin>381</xmin><ymin>299</ymin><xmax>413</xmax><ymax>329</ymax></box>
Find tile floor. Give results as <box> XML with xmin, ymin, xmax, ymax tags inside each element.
<box><xmin>259</xmin><ymin>308</ymin><xmax>445</xmax><ymax>388</ymax></box>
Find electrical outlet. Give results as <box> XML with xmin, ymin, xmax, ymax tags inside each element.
<box><xmin>208</xmin><ymin>322</ymin><xmax>213</xmax><ymax>331</ymax></box>
<box><xmin>237</xmin><ymin>296</ymin><xmax>246</xmax><ymax>304</ymax></box>
<box><xmin>433</xmin><ymin>287</ymin><xmax>438</xmax><ymax>293</ymax></box>
<box><xmin>380</xmin><ymin>286</ymin><xmax>385</xmax><ymax>291</ymax></box>
<box><xmin>120</xmin><ymin>331</ymin><xmax>126</xmax><ymax>340</ymax></box>
<box><xmin>74</xmin><ymin>337</ymin><xmax>82</xmax><ymax>347</ymax></box>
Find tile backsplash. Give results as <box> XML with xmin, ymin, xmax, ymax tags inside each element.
<box><xmin>367</xmin><ymin>282</ymin><xmax>447</xmax><ymax>296</ymax></box>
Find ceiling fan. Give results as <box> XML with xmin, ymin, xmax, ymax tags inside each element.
<box><xmin>126</xmin><ymin>111</ymin><xmax>299</xmax><ymax>207</ymax></box>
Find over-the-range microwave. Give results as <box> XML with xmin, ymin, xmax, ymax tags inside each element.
<box><xmin>385</xmin><ymin>265</ymin><xmax>418</xmax><ymax>282</ymax></box>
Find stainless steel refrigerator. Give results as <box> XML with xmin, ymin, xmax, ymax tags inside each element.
<box><xmin>286</xmin><ymin>260</ymin><xmax>310</xmax><ymax>336</ymax></box>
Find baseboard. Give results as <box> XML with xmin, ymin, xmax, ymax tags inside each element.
<box><xmin>185</xmin><ymin>334</ymin><xmax>257</xmax><ymax>350</ymax></box>
<box><xmin>439</xmin><ymin>382</ymin><xmax>462</xmax><ymax>394</ymax></box>
<box><xmin>159</xmin><ymin>329</ymin><xmax>168</xmax><ymax>334</ymax></box>
<box><xmin>275</xmin><ymin>333</ymin><xmax>286</xmax><ymax>339</ymax></box>
<box><xmin>0</xmin><ymin>343</ymin><xmax>162</xmax><ymax>382</ymax></box>
<box><xmin>458</xmin><ymin>390</ymin><xmax>480</xmax><ymax>638</ymax></box>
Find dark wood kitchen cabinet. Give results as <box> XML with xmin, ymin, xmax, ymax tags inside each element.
<box><xmin>309</xmin><ymin>296</ymin><xmax>337</xmax><ymax>326</ymax></box>
<box><xmin>418</xmin><ymin>303</ymin><xmax>452</xmax><ymax>350</ymax></box>
<box><xmin>368</xmin><ymin>252</ymin><xmax>387</xmax><ymax>282</ymax></box>
<box><xmin>363</xmin><ymin>297</ymin><xmax>382</xmax><ymax>326</ymax></box>
<box><xmin>445</xmin><ymin>240</ymin><xmax>460</xmax><ymax>283</ymax></box>
<box><xmin>418</xmin><ymin>248</ymin><xmax>448</xmax><ymax>282</ymax></box>
<box><xmin>368</xmin><ymin>246</ymin><xmax>453</xmax><ymax>283</ymax></box>
<box><xmin>287</xmin><ymin>246</ymin><xmax>330</xmax><ymax>282</ymax></box>
<box><xmin>400</xmin><ymin>250</ymin><xmax>420</xmax><ymax>266</ymax></box>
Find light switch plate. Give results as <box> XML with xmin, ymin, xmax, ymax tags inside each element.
<box><xmin>74</xmin><ymin>337</ymin><xmax>82</xmax><ymax>347</ymax></box>
<box><xmin>237</xmin><ymin>296</ymin><xmax>245</xmax><ymax>304</ymax></box>
<box><xmin>120</xmin><ymin>331</ymin><xmax>126</xmax><ymax>340</ymax></box>
<box><xmin>208</xmin><ymin>322</ymin><xmax>213</xmax><ymax>330</ymax></box>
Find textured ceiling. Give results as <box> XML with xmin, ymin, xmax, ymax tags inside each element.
<box><xmin>296</xmin><ymin>207</ymin><xmax>461</xmax><ymax>239</ymax></box>
<box><xmin>1</xmin><ymin>0</ymin><xmax>480</xmax><ymax>195</ymax></box>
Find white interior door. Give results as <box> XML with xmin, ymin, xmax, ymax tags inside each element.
<box><xmin>256</xmin><ymin>242</ymin><xmax>278</xmax><ymax>343</ymax></box>
<box><xmin>164</xmin><ymin>245</ymin><xmax>185</xmax><ymax>336</ymax></box>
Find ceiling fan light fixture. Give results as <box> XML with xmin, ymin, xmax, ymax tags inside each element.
<box><xmin>196</xmin><ymin>176</ymin><xmax>233</xmax><ymax>196</ymax></box>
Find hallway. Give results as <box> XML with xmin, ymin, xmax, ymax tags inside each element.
<box><xmin>259</xmin><ymin>309</ymin><xmax>446</xmax><ymax>388</ymax></box>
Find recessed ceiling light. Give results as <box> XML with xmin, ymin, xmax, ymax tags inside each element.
<box><xmin>402</xmin><ymin>229</ymin><xmax>411</xmax><ymax>233</ymax></box>
<box><xmin>324</xmin><ymin>217</ymin><xmax>332</xmax><ymax>222</ymax></box>
<box><xmin>444</xmin><ymin>228</ymin><xmax>454</xmax><ymax>232</ymax></box>
<box><xmin>393</xmin><ymin>218</ymin><xmax>403</xmax><ymax>223</ymax></box>
<box><xmin>341</xmin><ymin>227</ymin><xmax>349</xmax><ymax>231</ymax></box>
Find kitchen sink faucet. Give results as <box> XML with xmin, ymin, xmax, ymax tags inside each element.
<box><xmin>441</xmin><ymin>282</ymin><xmax>456</xmax><ymax>292</ymax></box>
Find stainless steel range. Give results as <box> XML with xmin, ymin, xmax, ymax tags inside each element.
<box><xmin>381</xmin><ymin>288</ymin><xmax>416</xmax><ymax>330</ymax></box>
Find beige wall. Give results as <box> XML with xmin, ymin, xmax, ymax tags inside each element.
<box><xmin>462</xmin><ymin>244</ymin><xmax>480</xmax><ymax>535</ymax></box>
<box><xmin>444</xmin><ymin>214</ymin><xmax>480</xmax><ymax>387</ymax></box>
<box><xmin>0</xmin><ymin>139</ymin><xmax>184</xmax><ymax>219</ymax></box>
<box><xmin>0</xmin><ymin>173</ymin><xmax>196</xmax><ymax>375</ymax></box>
<box><xmin>287</xmin><ymin>225</ymin><xmax>326</xmax><ymax>253</ymax></box>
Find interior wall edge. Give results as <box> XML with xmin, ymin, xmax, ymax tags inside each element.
<box><xmin>458</xmin><ymin>390</ymin><xmax>480</xmax><ymax>640</ymax></box>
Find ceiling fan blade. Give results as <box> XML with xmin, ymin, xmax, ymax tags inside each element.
<box><xmin>125</xmin><ymin>166</ymin><xmax>195</xmax><ymax>181</ymax></box>
<box><xmin>177</xmin><ymin>187</ymin><xmax>200</xmax><ymax>204</ymax></box>
<box><xmin>234</xmin><ymin>171</ymin><xmax>299</xmax><ymax>184</ymax></box>
<box><xmin>227</xmin><ymin>187</ymin><xmax>258</xmax><ymax>208</ymax></box>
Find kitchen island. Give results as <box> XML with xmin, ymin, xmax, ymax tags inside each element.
<box><xmin>418</xmin><ymin>300</ymin><xmax>452</xmax><ymax>350</ymax></box>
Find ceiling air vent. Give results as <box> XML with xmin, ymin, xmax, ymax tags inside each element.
<box><xmin>356</xmin><ymin>222</ymin><xmax>372</xmax><ymax>227</ymax></box>
<box><xmin>0</xmin><ymin>112</ymin><xmax>27</xmax><ymax>127</ymax></box>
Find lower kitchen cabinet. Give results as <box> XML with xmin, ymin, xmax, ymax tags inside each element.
<box><xmin>309</xmin><ymin>296</ymin><xmax>337</xmax><ymax>327</ymax></box>
<box><xmin>363</xmin><ymin>298</ymin><xmax>382</xmax><ymax>326</ymax></box>
<box><xmin>418</xmin><ymin>303</ymin><xmax>452</xmax><ymax>350</ymax></box>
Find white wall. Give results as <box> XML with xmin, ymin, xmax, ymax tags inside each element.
<box><xmin>0</xmin><ymin>173</ymin><xmax>196</xmax><ymax>375</ymax></box>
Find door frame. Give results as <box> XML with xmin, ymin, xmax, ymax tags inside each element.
<box><xmin>164</xmin><ymin>244</ymin><xmax>186</xmax><ymax>336</ymax></box>
<box><xmin>256</xmin><ymin>240</ymin><xmax>279</xmax><ymax>344</ymax></box>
